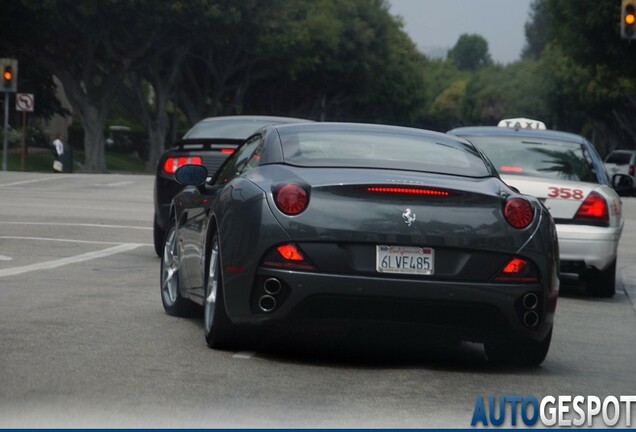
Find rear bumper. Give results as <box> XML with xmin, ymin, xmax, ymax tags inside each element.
<box><xmin>226</xmin><ymin>269</ymin><xmax>556</xmax><ymax>343</ymax></box>
<box><xmin>556</xmin><ymin>224</ymin><xmax>621</xmax><ymax>271</ymax></box>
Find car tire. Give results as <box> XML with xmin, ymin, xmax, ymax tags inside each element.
<box><xmin>586</xmin><ymin>259</ymin><xmax>616</xmax><ymax>298</ymax></box>
<box><xmin>204</xmin><ymin>232</ymin><xmax>242</xmax><ymax>350</ymax></box>
<box><xmin>160</xmin><ymin>220</ymin><xmax>195</xmax><ymax>316</ymax></box>
<box><xmin>153</xmin><ymin>215</ymin><xmax>165</xmax><ymax>258</ymax></box>
<box><xmin>484</xmin><ymin>328</ymin><xmax>552</xmax><ymax>367</ymax></box>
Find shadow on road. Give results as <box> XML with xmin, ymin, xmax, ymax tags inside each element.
<box><xmin>251</xmin><ymin>323</ymin><xmax>548</xmax><ymax>374</ymax></box>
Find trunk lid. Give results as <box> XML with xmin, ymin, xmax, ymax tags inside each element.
<box><xmin>254</xmin><ymin>166</ymin><xmax>537</xmax><ymax>253</ymax></box>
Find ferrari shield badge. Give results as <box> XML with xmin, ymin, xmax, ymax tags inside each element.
<box><xmin>402</xmin><ymin>208</ymin><xmax>416</xmax><ymax>226</ymax></box>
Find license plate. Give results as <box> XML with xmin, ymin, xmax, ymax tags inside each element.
<box><xmin>376</xmin><ymin>245</ymin><xmax>434</xmax><ymax>275</ymax></box>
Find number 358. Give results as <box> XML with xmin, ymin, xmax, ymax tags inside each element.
<box><xmin>547</xmin><ymin>187</ymin><xmax>584</xmax><ymax>200</ymax></box>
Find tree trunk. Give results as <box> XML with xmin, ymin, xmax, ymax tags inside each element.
<box><xmin>126</xmin><ymin>74</ymin><xmax>172</xmax><ymax>173</ymax></box>
<box><xmin>81</xmin><ymin>105</ymin><xmax>109</xmax><ymax>172</ymax></box>
<box><xmin>57</xmin><ymin>73</ymin><xmax>112</xmax><ymax>173</ymax></box>
<box><xmin>145</xmin><ymin>114</ymin><xmax>168</xmax><ymax>173</ymax></box>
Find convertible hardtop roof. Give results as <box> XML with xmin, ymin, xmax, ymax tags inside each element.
<box><xmin>448</xmin><ymin>126</ymin><xmax>588</xmax><ymax>145</ymax></box>
<box><xmin>274</xmin><ymin>122</ymin><xmax>468</xmax><ymax>143</ymax></box>
<box><xmin>196</xmin><ymin>115</ymin><xmax>311</xmax><ymax>124</ymax></box>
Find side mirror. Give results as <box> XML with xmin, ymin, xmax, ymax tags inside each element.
<box><xmin>611</xmin><ymin>173</ymin><xmax>633</xmax><ymax>193</ymax></box>
<box><xmin>175</xmin><ymin>164</ymin><xmax>208</xmax><ymax>187</ymax></box>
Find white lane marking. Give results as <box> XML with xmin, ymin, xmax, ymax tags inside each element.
<box><xmin>0</xmin><ymin>176</ymin><xmax>63</xmax><ymax>187</ymax></box>
<box><xmin>93</xmin><ymin>181</ymin><xmax>135</xmax><ymax>187</ymax></box>
<box><xmin>0</xmin><ymin>243</ymin><xmax>144</xmax><ymax>278</ymax></box>
<box><xmin>0</xmin><ymin>255</ymin><xmax>12</xmax><ymax>261</ymax></box>
<box><xmin>0</xmin><ymin>236</ymin><xmax>153</xmax><ymax>246</ymax></box>
<box><xmin>0</xmin><ymin>221</ymin><xmax>151</xmax><ymax>230</ymax></box>
<box><xmin>233</xmin><ymin>351</ymin><xmax>256</xmax><ymax>359</ymax></box>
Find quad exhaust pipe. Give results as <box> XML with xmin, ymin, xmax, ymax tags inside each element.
<box><xmin>257</xmin><ymin>278</ymin><xmax>283</xmax><ymax>312</ymax></box>
<box><xmin>258</xmin><ymin>295</ymin><xmax>276</xmax><ymax>312</ymax></box>
<box><xmin>523</xmin><ymin>311</ymin><xmax>539</xmax><ymax>328</ymax></box>
<box><xmin>263</xmin><ymin>278</ymin><xmax>282</xmax><ymax>295</ymax></box>
<box><xmin>521</xmin><ymin>293</ymin><xmax>540</xmax><ymax>328</ymax></box>
<box><xmin>522</xmin><ymin>293</ymin><xmax>538</xmax><ymax>310</ymax></box>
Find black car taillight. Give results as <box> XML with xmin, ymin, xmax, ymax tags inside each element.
<box><xmin>162</xmin><ymin>156</ymin><xmax>203</xmax><ymax>175</ymax></box>
<box><xmin>273</xmin><ymin>183</ymin><xmax>309</xmax><ymax>215</ymax></box>
<box><xmin>493</xmin><ymin>257</ymin><xmax>539</xmax><ymax>283</ymax></box>
<box><xmin>504</xmin><ymin>197</ymin><xmax>534</xmax><ymax>229</ymax></box>
<box><xmin>261</xmin><ymin>243</ymin><xmax>315</xmax><ymax>271</ymax></box>
<box><xmin>574</xmin><ymin>191</ymin><xmax>608</xmax><ymax>224</ymax></box>
<box><xmin>629</xmin><ymin>164</ymin><xmax>634</xmax><ymax>177</ymax></box>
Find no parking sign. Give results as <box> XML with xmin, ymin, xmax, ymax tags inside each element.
<box><xmin>15</xmin><ymin>93</ymin><xmax>34</xmax><ymax>112</ymax></box>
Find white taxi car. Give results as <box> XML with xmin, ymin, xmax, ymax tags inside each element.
<box><xmin>449</xmin><ymin>119</ymin><xmax>632</xmax><ymax>297</ymax></box>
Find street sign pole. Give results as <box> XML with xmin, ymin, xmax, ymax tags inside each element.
<box><xmin>2</xmin><ymin>95</ymin><xmax>8</xmax><ymax>171</ymax></box>
<box><xmin>1</xmin><ymin>58</ymin><xmax>18</xmax><ymax>171</ymax></box>
<box><xmin>16</xmin><ymin>93</ymin><xmax>34</xmax><ymax>172</ymax></box>
<box><xmin>20</xmin><ymin>111</ymin><xmax>26</xmax><ymax>171</ymax></box>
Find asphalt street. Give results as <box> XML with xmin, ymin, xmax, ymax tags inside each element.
<box><xmin>1</xmin><ymin>172</ymin><xmax>636</xmax><ymax>428</ymax></box>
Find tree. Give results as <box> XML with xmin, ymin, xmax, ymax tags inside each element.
<box><xmin>241</xmin><ymin>0</ymin><xmax>429</xmax><ymax>125</ymax></box>
<box><xmin>522</xmin><ymin>0</ymin><xmax>551</xmax><ymax>60</ymax></box>
<box><xmin>119</xmin><ymin>1</ymin><xmax>215</xmax><ymax>172</ymax></box>
<box><xmin>461</xmin><ymin>60</ymin><xmax>550</xmax><ymax>127</ymax></box>
<box><xmin>532</xmin><ymin>0</ymin><xmax>636</xmax><ymax>152</ymax></box>
<box><xmin>448</xmin><ymin>34</ymin><xmax>492</xmax><ymax>71</ymax></box>
<box><xmin>177</xmin><ymin>0</ymin><xmax>324</xmax><ymax>123</ymax></box>
<box><xmin>429</xmin><ymin>80</ymin><xmax>468</xmax><ymax>127</ymax></box>
<box><xmin>2</xmin><ymin>0</ymin><xmax>214</xmax><ymax>172</ymax></box>
<box><xmin>0</xmin><ymin>1</ymin><xmax>188</xmax><ymax>172</ymax></box>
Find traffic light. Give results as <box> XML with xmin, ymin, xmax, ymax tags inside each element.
<box><xmin>3</xmin><ymin>66</ymin><xmax>13</xmax><ymax>87</ymax></box>
<box><xmin>0</xmin><ymin>58</ymin><xmax>17</xmax><ymax>92</ymax></box>
<box><xmin>622</xmin><ymin>0</ymin><xmax>636</xmax><ymax>39</ymax></box>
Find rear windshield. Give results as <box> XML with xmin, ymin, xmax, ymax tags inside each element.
<box><xmin>184</xmin><ymin>119</ymin><xmax>284</xmax><ymax>139</ymax></box>
<box><xmin>605</xmin><ymin>151</ymin><xmax>634</xmax><ymax>165</ymax></box>
<box><xmin>466</xmin><ymin>136</ymin><xmax>598</xmax><ymax>183</ymax></box>
<box><xmin>280</xmin><ymin>130</ymin><xmax>492</xmax><ymax>177</ymax></box>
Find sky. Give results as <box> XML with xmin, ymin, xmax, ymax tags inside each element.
<box><xmin>387</xmin><ymin>0</ymin><xmax>534</xmax><ymax>64</ymax></box>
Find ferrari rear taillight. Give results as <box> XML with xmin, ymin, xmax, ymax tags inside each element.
<box><xmin>162</xmin><ymin>156</ymin><xmax>203</xmax><ymax>175</ymax></box>
<box><xmin>261</xmin><ymin>243</ymin><xmax>315</xmax><ymax>271</ymax></box>
<box><xmin>574</xmin><ymin>191</ymin><xmax>608</xmax><ymax>223</ymax></box>
<box><xmin>366</xmin><ymin>186</ymin><xmax>450</xmax><ymax>196</ymax></box>
<box><xmin>273</xmin><ymin>184</ymin><xmax>309</xmax><ymax>215</ymax></box>
<box><xmin>221</xmin><ymin>148</ymin><xmax>235</xmax><ymax>155</ymax></box>
<box><xmin>504</xmin><ymin>197</ymin><xmax>533</xmax><ymax>229</ymax></box>
<box><xmin>276</xmin><ymin>244</ymin><xmax>304</xmax><ymax>261</ymax></box>
<box><xmin>493</xmin><ymin>257</ymin><xmax>539</xmax><ymax>283</ymax></box>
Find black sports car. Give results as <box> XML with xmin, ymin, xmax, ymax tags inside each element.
<box><xmin>160</xmin><ymin>122</ymin><xmax>560</xmax><ymax>365</ymax></box>
<box><xmin>153</xmin><ymin>115</ymin><xmax>310</xmax><ymax>256</ymax></box>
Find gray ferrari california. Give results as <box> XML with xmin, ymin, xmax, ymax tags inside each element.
<box><xmin>160</xmin><ymin>122</ymin><xmax>559</xmax><ymax>365</ymax></box>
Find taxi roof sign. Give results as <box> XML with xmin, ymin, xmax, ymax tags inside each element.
<box><xmin>497</xmin><ymin>118</ymin><xmax>546</xmax><ymax>130</ymax></box>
